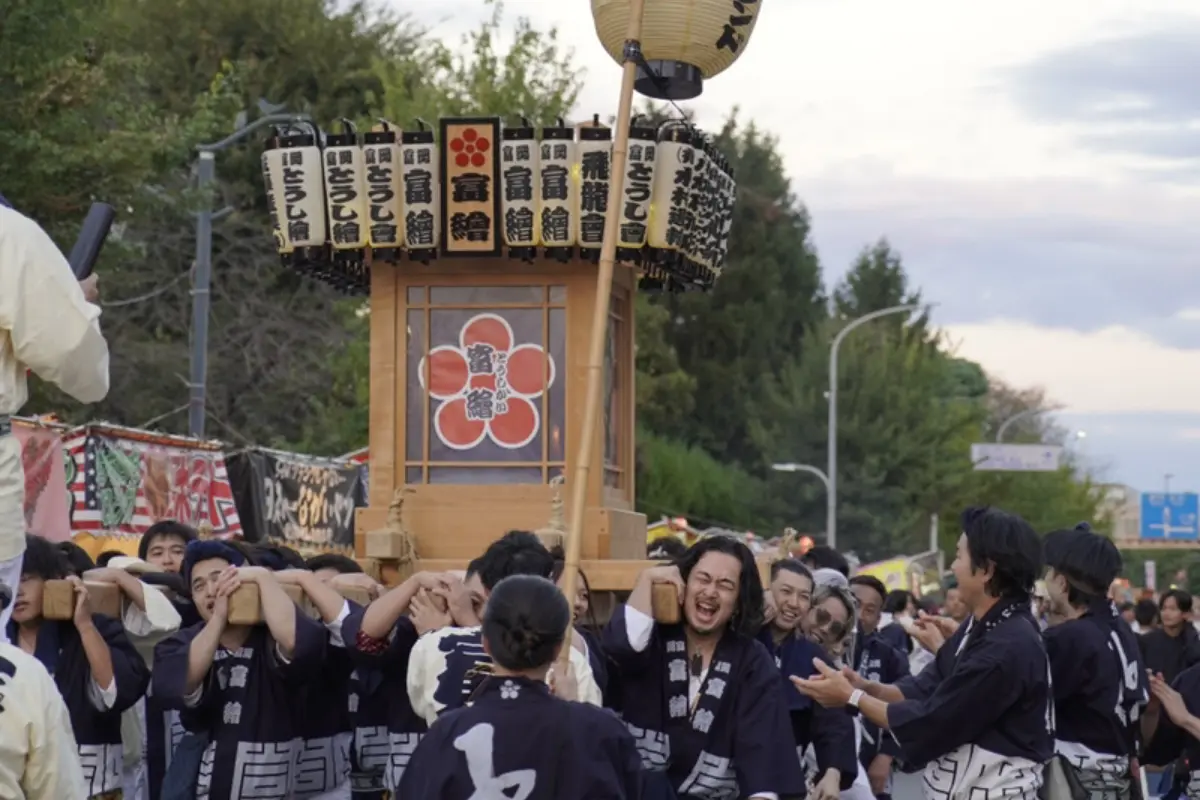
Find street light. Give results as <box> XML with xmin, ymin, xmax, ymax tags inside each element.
<box><xmin>772</xmin><ymin>462</ymin><xmax>831</xmax><ymax>491</ymax></box>
<box><xmin>995</xmin><ymin>408</ymin><xmax>1047</xmax><ymax>443</ymax></box>
<box><xmin>827</xmin><ymin>303</ymin><xmax>927</xmax><ymax>551</ymax></box>
<box><xmin>188</xmin><ymin>107</ymin><xmax>312</xmax><ymax>438</ymax></box>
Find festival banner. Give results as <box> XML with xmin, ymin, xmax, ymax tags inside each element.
<box><xmin>227</xmin><ymin>449</ymin><xmax>364</xmax><ymax>554</ymax></box>
<box><xmin>13</xmin><ymin>421</ymin><xmax>71</xmax><ymax>541</ymax></box>
<box><xmin>62</xmin><ymin>425</ymin><xmax>242</xmax><ymax>540</ymax></box>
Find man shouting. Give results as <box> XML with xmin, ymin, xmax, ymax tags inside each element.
<box><xmin>0</xmin><ymin>195</ymin><xmax>110</xmax><ymax>642</ymax></box>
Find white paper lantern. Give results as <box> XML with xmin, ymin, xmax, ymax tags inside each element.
<box><xmin>538</xmin><ymin>122</ymin><xmax>577</xmax><ymax>249</ymax></box>
<box><xmin>500</xmin><ymin>122</ymin><xmax>540</xmax><ymax>248</ymax></box>
<box><xmin>276</xmin><ymin>131</ymin><xmax>328</xmax><ymax>250</ymax></box>
<box><xmin>647</xmin><ymin>123</ymin><xmax>696</xmax><ymax>254</ymax></box>
<box><xmin>576</xmin><ymin>123</ymin><xmax>613</xmax><ymax>251</ymax></box>
<box><xmin>618</xmin><ymin>120</ymin><xmax>658</xmax><ymax>251</ymax></box>
<box><xmin>262</xmin><ymin>139</ymin><xmax>292</xmax><ymax>257</ymax></box>
<box><xmin>400</xmin><ymin>125</ymin><xmax>440</xmax><ymax>254</ymax></box>
<box><xmin>323</xmin><ymin>122</ymin><xmax>369</xmax><ymax>251</ymax></box>
<box><xmin>591</xmin><ymin>0</ymin><xmax>765</xmax><ymax>100</ymax></box>
<box><xmin>362</xmin><ymin>124</ymin><xmax>404</xmax><ymax>256</ymax></box>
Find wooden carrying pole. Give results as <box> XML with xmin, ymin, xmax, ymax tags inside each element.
<box><xmin>557</xmin><ymin>0</ymin><xmax>647</xmax><ymax>678</ymax></box>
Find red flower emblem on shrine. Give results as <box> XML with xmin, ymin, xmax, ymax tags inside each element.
<box><xmin>450</xmin><ymin>128</ymin><xmax>490</xmax><ymax>169</ymax></box>
<box><xmin>419</xmin><ymin>314</ymin><xmax>555</xmax><ymax>450</ymax></box>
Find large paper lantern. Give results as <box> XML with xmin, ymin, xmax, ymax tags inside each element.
<box><xmin>618</xmin><ymin>119</ymin><xmax>658</xmax><ymax>257</ymax></box>
<box><xmin>261</xmin><ymin>135</ymin><xmax>292</xmax><ymax>261</ymax></box>
<box><xmin>400</xmin><ymin>121</ymin><xmax>439</xmax><ymax>260</ymax></box>
<box><xmin>362</xmin><ymin>121</ymin><xmax>404</xmax><ymax>262</ymax></box>
<box><xmin>591</xmin><ymin>0</ymin><xmax>765</xmax><ymax>100</ymax></box>
<box><xmin>272</xmin><ymin>127</ymin><xmax>328</xmax><ymax>257</ymax></box>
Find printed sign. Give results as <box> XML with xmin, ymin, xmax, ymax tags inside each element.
<box><xmin>441</xmin><ymin>117</ymin><xmax>502</xmax><ymax>256</ymax></box>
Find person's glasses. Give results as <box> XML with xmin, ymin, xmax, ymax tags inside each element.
<box><xmin>813</xmin><ymin>607</ymin><xmax>847</xmax><ymax>639</ymax></box>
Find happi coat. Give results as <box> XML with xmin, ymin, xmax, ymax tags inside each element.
<box><xmin>398</xmin><ymin>674</ymin><xmax>642</xmax><ymax>799</ymax></box>
<box><xmin>153</xmin><ymin>616</ymin><xmax>328</xmax><ymax>800</ymax></box>
<box><xmin>757</xmin><ymin>626</ymin><xmax>857</xmax><ymax>792</ymax></box>
<box><xmin>406</xmin><ymin>624</ymin><xmax>602</xmax><ymax>726</ymax></box>
<box><xmin>886</xmin><ymin>597</ymin><xmax>1053</xmax><ymax>800</ymax></box>
<box><xmin>604</xmin><ymin>604</ymin><xmax>805</xmax><ymax>800</ymax></box>
<box><xmin>1045</xmin><ymin>601</ymin><xmax>1147</xmax><ymax>799</ymax></box>
<box><xmin>850</xmin><ymin>630</ymin><xmax>910</xmax><ymax>774</ymax></box>
<box><xmin>342</xmin><ymin>608</ymin><xmax>428</xmax><ymax>795</ymax></box>
<box><xmin>8</xmin><ymin>614</ymin><xmax>150</xmax><ymax>798</ymax></box>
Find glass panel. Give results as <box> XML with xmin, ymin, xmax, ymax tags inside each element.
<box><xmin>604</xmin><ymin>313</ymin><xmax>619</xmax><ymax>469</ymax></box>
<box><xmin>548</xmin><ymin>465</ymin><xmax>564</xmax><ymax>483</ymax></box>
<box><xmin>430</xmin><ymin>286</ymin><xmax>544</xmax><ymax>305</ymax></box>
<box><xmin>429</xmin><ymin>467</ymin><xmax>544</xmax><ymax>484</ymax></box>
<box><xmin>549</xmin><ymin>285</ymin><xmax>567</xmax><ymax>304</ymax></box>
<box><xmin>605</xmin><ymin>469</ymin><xmax>620</xmax><ymax>488</ymax></box>
<box><xmin>405</xmin><ymin>466</ymin><xmax>424</xmax><ymax>484</ymax></box>
<box><xmin>425</xmin><ymin>308</ymin><xmax>545</xmax><ymax>464</ymax></box>
<box><xmin>406</xmin><ymin>309</ymin><xmax>425</xmax><ymax>461</ymax></box>
<box><xmin>548</xmin><ymin>308</ymin><xmax>566</xmax><ymax>462</ymax></box>
<box><xmin>407</xmin><ymin>286</ymin><xmax>426</xmax><ymax>305</ymax></box>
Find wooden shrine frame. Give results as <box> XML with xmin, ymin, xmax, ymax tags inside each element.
<box><xmin>355</xmin><ymin>256</ymin><xmax>649</xmax><ymax>588</ymax></box>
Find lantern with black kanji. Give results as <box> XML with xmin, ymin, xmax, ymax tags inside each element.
<box><xmin>262</xmin><ymin>134</ymin><xmax>292</xmax><ymax>265</ymax></box>
<box><xmin>618</xmin><ymin>118</ymin><xmax>658</xmax><ymax>265</ymax></box>
<box><xmin>591</xmin><ymin>0</ymin><xmax>765</xmax><ymax>100</ymax></box>
<box><xmin>362</xmin><ymin>121</ymin><xmax>404</xmax><ymax>264</ymax></box>
<box><xmin>576</xmin><ymin>117</ymin><xmax>612</xmax><ymax>260</ymax></box>
<box><xmin>322</xmin><ymin>120</ymin><xmax>369</xmax><ymax>293</ymax></box>
<box><xmin>647</xmin><ymin>121</ymin><xmax>696</xmax><ymax>285</ymax></box>
<box><xmin>400</xmin><ymin>120</ymin><xmax>439</xmax><ymax>262</ymax></box>
<box><xmin>714</xmin><ymin>151</ymin><xmax>736</xmax><ymax>275</ymax></box>
<box><xmin>538</xmin><ymin>118</ymin><xmax>577</xmax><ymax>259</ymax></box>
<box><xmin>273</xmin><ymin>124</ymin><xmax>329</xmax><ymax>272</ymax></box>
<box><xmin>500</xmin><ymin>118</ymin><xmax>539</xmax><ymax>258</ymax></box>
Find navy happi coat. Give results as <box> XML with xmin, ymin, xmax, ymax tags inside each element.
<box><xmin>887</xmin><ymin>598</ymin><xmax>1053</xmax><ymax>800</ymax></box>
<box><xmin>342</xmin><ymin>607</ymin><xmax>428</xmax><ymax>795</ymax></box>
<box><xmin>1143</xmin><ymin>662</ymin><xmax>1200</xmax><ymax>799</ymax></box>
<box><xmin>1045</xmin><ymin>601</ymin><xmax>1147</xmax><ymax>796</ymax></box>
<box><xmin>604</xmin><ymin>605</ymin><xmax>805</xmax><ymax>800</ymax></box>
<box><xmin>758</xmin><ymin>626</ymin><xmax>857</xmax><ymax>791</ymax></box>
<box><xmin>10</xmin><ymin>614</ymin><xmax>150</xmax><ymax>798</ymax></box>
<box><xmin>850</xmin><ymin>630</ymin><xmax>910</xmax><ymax>772</ymax></box>
<box><xmin>399</xmin><ymin>675</ymin><xmax>641</xmax><ymax>799</ymax></box>
<box><xmin>153</xmin><ymin>617</ymin><xmax>327</xmax><ymax>800</ymax></box>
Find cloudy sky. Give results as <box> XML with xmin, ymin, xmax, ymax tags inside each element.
<box><xmin>401</xmin><ymin>0</ymin><xmax>1200</xmax><ymax>497</ymax></box>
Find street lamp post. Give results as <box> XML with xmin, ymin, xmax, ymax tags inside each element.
<box><xmin>994</xmin><ymin>408</ymin><xmax>1044</xmax><ymax>443</ymax></box>
<box><xmin>827</xmin><ymin>304</ymin><xmax>924</xmax><ymax>551</ymax></box>
<box><xmin>188</xmin><ymin>110</ymin><xmax>312</xmax><ymax>438</ymax></box>
<box><xmin>772</xmin><ymin>463</ymin><xmax>831</xmax><ymax>538</ymax></box>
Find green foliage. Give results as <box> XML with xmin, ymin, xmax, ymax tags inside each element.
<box><xmin>3</xmin><ymin>0</ymin><xmax>1104</xmax><ymax>558</ymax></box>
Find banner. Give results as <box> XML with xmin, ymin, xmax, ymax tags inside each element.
<box><xmin>62</xmin><ymin>425</ymin><xmax>242</xmax><ymax>539</ymax></box>
<box><xmin>14</xmin><ymin>422</ymin><xmax>71</xmax><ymax>541</ymax></box>
<box><xmin>228</xmin><ymin>449</ymin><xmax>363</xmax><ymax>553</ymax></box>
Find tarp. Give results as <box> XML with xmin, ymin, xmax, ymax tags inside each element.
<box><xmin>227</xmin><ymin>448</ymin><xmax>365</xmax><ymax>556</ymax></box>
<box><xmin>61</xmin><ymin>424</ymin><xmax>242</xmax><ymax>553</ymax></box>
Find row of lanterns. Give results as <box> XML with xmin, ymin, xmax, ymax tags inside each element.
<box><xmin>261</xmin><ymin>116</ymin><xmax>737</xmax><ymax>294</ymax></box>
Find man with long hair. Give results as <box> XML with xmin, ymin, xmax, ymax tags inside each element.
<box><xmin>603</xmin><ymin>535</ymin><xmax>805</xmax><ymax>799</ymax></box>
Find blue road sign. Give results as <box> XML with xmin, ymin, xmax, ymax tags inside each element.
<box><xmin>1140</xmin><ymin>492</ymin><xmax>1200</xmax><ymax>541</ymax></box>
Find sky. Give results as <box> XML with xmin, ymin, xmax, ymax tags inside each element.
<box><xmin>399</xmin><ymin>0</ymin><xmax>1200</xmax><ymax>496</ymax></box>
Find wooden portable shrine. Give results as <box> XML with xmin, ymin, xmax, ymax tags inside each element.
<box><xmin>260</xmin><ymin>0</ymin><xmax>764</xmax><ymax>591</ymax></box>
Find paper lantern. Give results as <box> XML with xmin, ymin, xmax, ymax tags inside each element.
<box><xmin>441</xmin><ymin>117</ymin><xmax>502</xmax><ymax>258</ymax></box>
<box><xmin>713</xmin><ymin>151</ymin><xmax>736</xmax><ymax>274</ymax></box>
<box><xmin>274</xmin><ymin>128</ymin><xmax>328</xmax><ymax>252</ymax></box>
<box><xmin>591</xmin><ymin>0</ymin><xmax>765</xmax><ymax>100</ymax></box>
<box><xmin>500</xmin><ymin>120</ymin><xmax>540</xmax><ymax>251</ymax></box>
<box><xmin>261</xmin><ymin>135</ymin><xmax>292</xmax><ymax>261</ymax></box>
<box><xmin>647</xmin><ymin>122</ymin><xmax>695</xmax><ymax>258</ymax></box>
<box><xmin>538</xmin><ymin>120</ymin><xmax>577</xmax><ymax>251</ymax></box>
<box><xmin>322</xmin><ymin>120</ymin><xmax>369</xmax><ymax>253</ymax></box>
<box><xmin>362</xmin><ymin>121</ymin><xmax>404</xmax><ymax>262</ymax></box>
<box><xmin>400</xmin><ymin>121</ymin><xmax>439</xmax><ymax>258</ymax></box>
<box><xmin>618</xmin><ymin>119</ymin><xmax>658</xmax><ymax>253</ymax></box>
<box><xmin>576</xmin><ymin>119</ymin><xmax>612</xmax><ymax>252</ymax></box>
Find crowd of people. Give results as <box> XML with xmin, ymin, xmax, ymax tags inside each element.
<box><xmin>2</xmin><ymin>506</ymin><xmax>1200</xmax><ymax>800</ymax></box>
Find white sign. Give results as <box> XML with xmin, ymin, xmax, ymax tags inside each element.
<box><xmin>1145</xmin><ymin>560</ymin><xmax>1157</xmax><ymax>591</ymax></box>
<box><xmin>970</xmin><ymin>443</ymin><xmax>1063</xmax><ymax>472</ymax></box>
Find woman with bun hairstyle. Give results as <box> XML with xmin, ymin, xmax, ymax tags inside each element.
<box><xmin>398</xmin><ymin>575</ymin><xmax>642</xmax><ymax>799</ymax></box>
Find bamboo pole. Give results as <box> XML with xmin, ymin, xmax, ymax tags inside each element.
<box><xmin>556</xmin><ymin>0</ymin><xmax>647</xmax><ymax>679</ymax></box>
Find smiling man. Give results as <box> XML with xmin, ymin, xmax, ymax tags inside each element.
<box><xmin>604</xmin><ymin>536</ymin><xmax>804</xmax><ymax>800</ymax></box>
<box><xmin>793</xmin><ymin>506</ymin><xmax>1052</xmax><ymax>800</ymax></box>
